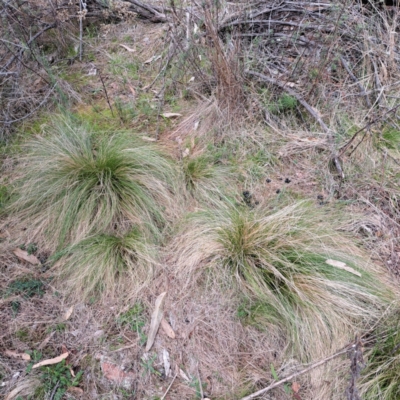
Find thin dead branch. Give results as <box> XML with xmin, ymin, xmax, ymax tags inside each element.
<box><xmin>240</xmin><ymin>344</ymin><xmax>352</xmax><ymax>400</ymax></box>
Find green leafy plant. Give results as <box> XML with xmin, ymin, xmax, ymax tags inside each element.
<box><xmin>269</xmin><ymin>93</ymin><xmax>298</xmax><ymax>113</ymax></box>
<box><xmin>173</xmin><ymin>201</ymin><xmax>391</xmax><ymax>359</ymax></box>
<box><xmin>141</xmin><ymin>353</ymin><xmax>161</xmax><ymax>377</ymax></box>
<box><xmin>117</xmin><ymin>302</ymin><xmax>147</xmax><ymax>346</ymax></box>
<box><xmin>40</xmin><ymin>360</ymin><xmax>83</xmax><ymax>400</ymax></box>
<box><xmin>7</xmin><ymin>278</ymin><xmax>45</xmax><ymax>298</ymax></box>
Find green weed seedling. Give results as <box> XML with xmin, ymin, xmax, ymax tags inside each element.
<box><xmin>40</xmin><ymin>359</ymin><xmax>83</xmax><ymax>400</ymax></box>
<box><xmin>117</xmin><ymin>302</ymin><xmax>147</xmax><ymax>346</ymax></box>
<box><xmin>189</xmin><ymin>377</ymin><xmax>207</xmax><ymax>399</ymax></box>
<box><xmin>140</xmin><ymin>353</ymin><xmax>161</xmax><ymax>377</ymax></box>
<box><xmin>270</xmin><ymin>364</ymin><xmax>292</xmax><ymax>395</ymax></box>
<box><xmin>7</xmin><ymin>278</ymin><xmax>45</xmax><ymax>298</ymax></box>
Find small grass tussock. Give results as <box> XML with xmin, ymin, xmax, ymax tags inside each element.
<box><xmin>9</xmin><ymin>117</ymin><xmax>181</xmax><ymax>249</ymax></box>
<box><xmin>117</xmin><ymin>302</ymin><xmax>147</xmax><ymax>346</ymax></box>
<box><xmin>359</xmin><ymin>307</ymin><xmax>400</xmax><ymax>400</ymax></box>
<box><xmin>182</xmin><ymin>152</ymin><xmax>236</xmax><ymax>204</ymax></box>
<box><xmin>51</xmin><ymin>228</ymin><xmax>155</xmax><ymax>299</ymax></box>
<box><xmin>172</xmin><ymin>201</ymin><xmax>391</xmax><ymax>359</ymax></box>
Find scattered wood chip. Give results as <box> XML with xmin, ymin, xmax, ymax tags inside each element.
<box><xmin>161</xmin><ymin>112</ymin><xmax>182</xmax><ymax>118</ymax></box>
<box><xmin>162</xmin><ymin>349</ymin><xmax>171</xmax><ymax>377</ymax></box>
<box><xmin>63</xmin><ymin>305</ymin><xmax>74</xmax><ymax>321</ymax></box>
<box><xmin>182</xmin><ymin>148</ymin><xmax>190</xmax><ymax>158</ymax></box>
<box><xmin>32</xmin><ymin>352</ymin><xmax>69</xmax><ymax>369</ymax></box>
<box><xmin>325</xmin><ymin>259</ymin><xmax>361</xmax><ymax>277</ymax></box>
<box><xmin>119</xmin><ymin>44</ymin><xmax>135</xmax><ymax>52</ymax></box>
<box><xmin>4</xmin><ymin>350</ymin><xmax>31</xmax><ymax>361</ymax></box>
<box><xmin>161</xmin><ymin>318</ymin><xmax>176</xmax><ymax>339</ymax></box>
<box><xmin>13</xmin><ymin>248</ymin><xmax>40</xmax><ymax>265</ymax></box>
<box><xmin>145</xmin><ymin>292</ymin><xmax>167</xmax><ymax>352</ymax></box>
<box><xmin>101</xmin><ymin>362</ymin><xmax>135</xmax><ymax>389</ymax></box>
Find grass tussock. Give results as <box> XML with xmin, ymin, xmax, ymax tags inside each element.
<box><xmin>172</xmin><ymin>201</ymin><xmax>391</xmax><ymax>359</ymax></box>
<box><xmin>182</xmin><ymin>152</ymin><xmax>236</xmax><ymax>204</ymax></box>
<box><xmin>9</xmin><ymin>118</ymin><xmax>180</xmax><ymax>249</ymax></box>
<box><xmin>51</xmin><ymin>228</ymin><xmax>155</xmax><ymax>299</ymax></box>
<box><xmin>359</xmin><ymin>307</ymin><xmax>400</xmax><ymax>400</ymax></box>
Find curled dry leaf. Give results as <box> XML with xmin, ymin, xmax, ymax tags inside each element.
<box><xmin>162</xmin><ymin>349</ymin><xmax>171</xmax><ymax>377</ymax></box>
<box><xmin>32</xmin><ymin>352</ymin><xmax>69</xmax><ymax>369</ymax></box>
<box><xmin>161</xmin><ymin>318</ymin><xmax>176</xmax><ymax>339</ymax></box>
<box><xmin>325</xmin><ymin>259</ymin><xmax>361</xmax><ymax>277</ymax></box>
<box><xmin>101</xmin><ymin>362</ymin><xmax>135</xmax><ymax>389</ymax></box>
<box><xmin>145</xmin><ymin>292</ymin><xmax>167</xmax><ymax>352</ymax></box>
<box><xmin>67</xmin><ymin>387</ymin><xmax>84</xmax><ymax>396</ymax></box>
<box><xmin>161</xmin><ymin>113</ymin><xmax>182</xmax><ymax>118</ymax></box>
<box><xmin>119</xmin><ymin>44</ymin><xmax>135</xmax><ymax>52</ymax></box>
<box><xmin>13</xmin><ymin>248</ymin><xmax>40</xmax><ymax>265</ymax></box>
<box><xmin>4</xmin><ymin>350</ymin><xmax>31</xmax><ymax>361</ymax></box>
<box><xmin>179</xmin><ymin>368</ymin><xmax>190</xmax><ymax>382</ymax></box>
<box><xmin>292</xmin><ymin>381</ymin><xmax>301</xmax><ymax>393</ymax></box>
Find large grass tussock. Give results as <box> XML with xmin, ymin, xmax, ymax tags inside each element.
<box><xmin>172</xmin><ymin>201</ymin><xmax>391</xmax><ymax>359</ymax></box>
<box><xmin>9</xmin><ymin>118</ymin><xmax>180</xmax><ymax>249</ymax></box>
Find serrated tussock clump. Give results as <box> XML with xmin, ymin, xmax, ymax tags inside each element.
<box><xmin>51</xmin><ymin>228</ymin><xmax>155</xmax><ymax>299</ymax></box>
<box><xmin>9</xmin><ymin>118</ymin><xmax>180</xmax><ymax>249</ymax></box>
<box><xmin>172</xmin><ymin>201</ymin><xmax>391</xmax><ymax>359</ymax></box>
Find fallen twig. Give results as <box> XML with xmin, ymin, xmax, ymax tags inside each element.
<box><xmin>161</xmin><ymin>372</ymin><xmax>178</xmax><ymax>400</ymax></box>
<box><xmin>340</xmin><ymin>56</ymin><xmax>372</xmax><ymax>108</ymax></box>
<box><xmin>240</xmin><ymin>345</ymin><xmax>352</xmax><ymax>400</ymax></box>
<box><xmin>338</xmin><ymin>104</ymin><xmax>400</xmax><ymax>158</ymax></box>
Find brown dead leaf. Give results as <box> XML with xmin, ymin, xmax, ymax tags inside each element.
<box><xmin>101</xmin><ymin>362</ymin><xmax>135</xmax><ymax>388</ymax></box>
<box><xmin>13</xmin><ymin>248</ymin><xmax>40</xmax><ymax>265</ymax></box>
<box><xmin>161</xmin><ymin>113</ymin><xmax>182</xmax><ymax>118</ymax></box>
<box><xmin>145</xmin><ymin>292</ymin><xmax>167</xmax><ymax>352</ymax></box>
<box><xmin>63</xmin><ymin>305</ymin><xmax>74</xmax><ymax>320</ymax></box>
<box><xmin>32</xmin><ymin>352</ymin><xmax>69</xmax><ymax>369</ymax></box>
<box><xmin>292</xmin><ymin>381</ymin><xmax>300</xmax><ymax>393</ymax></box>
<box><xmin>119</xmin><ymin>44</ymin><xmax>135</xmax><ymax>52</ymax></box>
<box><xmin>160</xmin><ymin>318</ymin><xmax>175</xmax><ymax>339</ymax></box>
<box><xmin>4</xmin><ymin>350</ymin><xmax>31</xmax><ymax>361</ymax></box>
<box><xmin>67</xmin><ymin>387</ymin><xmax>83</xmax><ymax>396</ymax></box>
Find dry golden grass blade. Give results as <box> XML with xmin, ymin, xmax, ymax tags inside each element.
<box><xmin>146</xmin><ymin>292</ymin><xmax>167</xmax><ymax>352</ymax></box>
